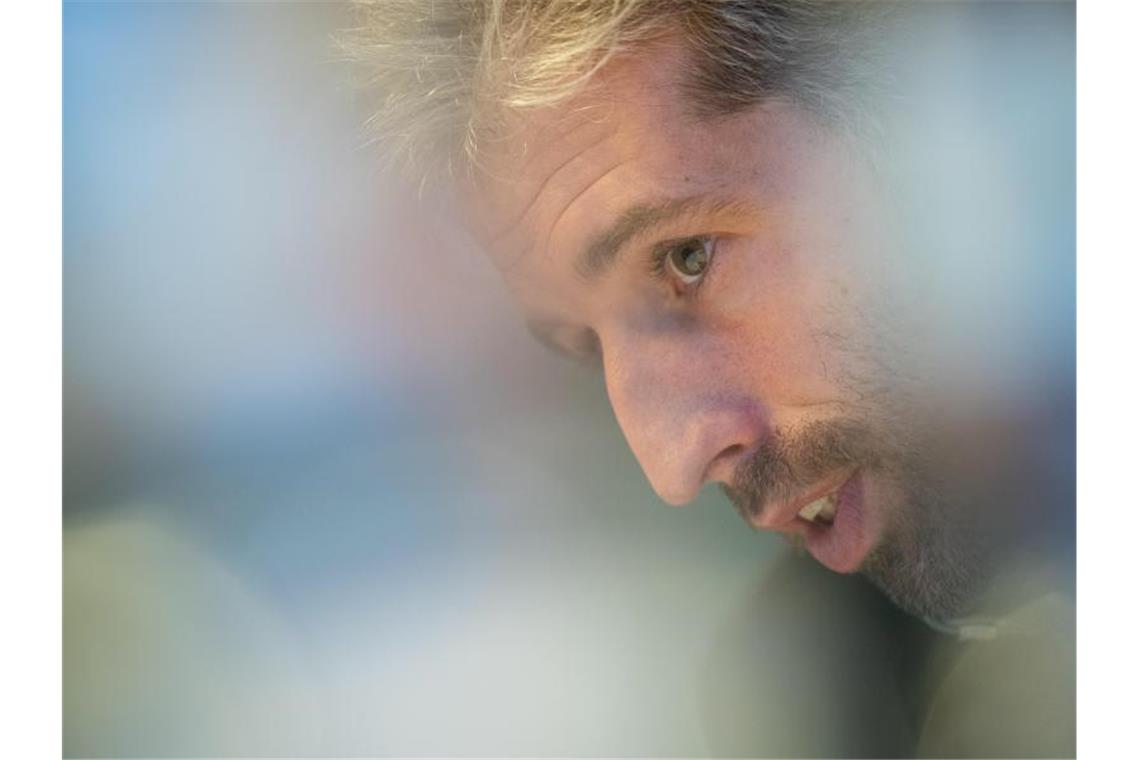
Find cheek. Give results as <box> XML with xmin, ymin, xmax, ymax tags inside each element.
<box><xmin>710</xmin><ymin>235</ymin><xmax>863</xmax><ymax>405</ymax></box>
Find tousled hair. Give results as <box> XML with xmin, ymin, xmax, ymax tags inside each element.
<box><xmin>338</xmin><ymin>1</ymin><xmax>888</xmax><ymax>187</ymax></box>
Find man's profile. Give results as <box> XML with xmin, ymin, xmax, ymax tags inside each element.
<box><xmin>341</xmin><ymin>1</ymin><xmax>1075</xmax><ymax>755</ymax></box>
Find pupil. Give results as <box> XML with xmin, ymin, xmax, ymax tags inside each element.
<box><xmin>681</xmin><ymin>242</ymin><xmax>706</xmax><ymax>275</ymax></box>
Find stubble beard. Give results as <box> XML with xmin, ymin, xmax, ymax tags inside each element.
<box><xmin>858</xmin><ymin>451</ymin><xmax>993</xmax><ymax>621</ymax></box>
<box><xmin>722</xmin><ymin>280</ymin><xmax>997</xmax><ymax>621</ymax></box>
<box><xmin>722</xmin><ymin>409</ymin><xmax>992</xmax><ymax>621</ymax></box>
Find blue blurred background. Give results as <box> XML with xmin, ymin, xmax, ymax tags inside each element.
<box><xmin>63</xmin><ymin>3</ymin><xmax>768</xmax><ymax>754</ymax></box>
<box><xmin>63</xmin><ymin>2</ymin><xmax>1073</xmax><ymax>756</ymax></box>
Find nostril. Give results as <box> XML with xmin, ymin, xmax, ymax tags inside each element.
<box><xmin>719</xmin><ymin>443</ymin><xmax>745</xmax><ymax>460</ymax></box>
<box><xmin>705</xmin><ymin>443</ymin><xmax>747</xmax><ymax>485</ymax></box>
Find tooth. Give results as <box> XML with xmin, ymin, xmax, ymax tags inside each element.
<box><xmin>798</xmin><ymin>497</ymin><xmax>826</xmax><ymax>523</ymax></box>
<box><xmin>798</xmin><ymin>493</ymin><xmax>838</xmax><ymax>524</ymax></box>
<box><xmin>817</xmin><ymin>505</ymin><xmax>836</xmax><ymax>524</ymax></box>
<box><xmin>817</xmin><ymin>495</ymin><xmax>837</xmax><ymax>524</ymax></box>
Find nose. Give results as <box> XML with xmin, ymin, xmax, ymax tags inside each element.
<box><xmin>599</xmin><ymin>323</ymin><xmax>768</xmax><ymax>506</ymax></box>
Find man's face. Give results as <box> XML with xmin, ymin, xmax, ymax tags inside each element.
<box><xmin>462</xmin><ymin>41</ymin><xmax>983</xmax><ymax>618</ymax></box>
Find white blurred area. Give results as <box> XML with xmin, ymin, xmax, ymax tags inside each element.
<box><xmin>63</xmin><ymin>2</ymin><xmax>1073</xmax><ymax>756</ymax></box>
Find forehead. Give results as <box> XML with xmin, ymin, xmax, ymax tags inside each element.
<box><xmin>460</xmin><ymin>38</ymin><xmax>830</xmax><ymax>294</ymax></box>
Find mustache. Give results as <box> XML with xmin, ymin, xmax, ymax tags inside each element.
<box><xmin>721</xmin><ymin>418</ymin><xmax>881</xmax><ymax>525</ymax></box>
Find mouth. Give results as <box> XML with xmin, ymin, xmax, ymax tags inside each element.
<box><xmin>748</xmin><ymin>469</ymin><xmax>877</xmax><ymax>574</ymax></box>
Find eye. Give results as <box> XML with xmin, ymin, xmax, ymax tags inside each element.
<box><xmin>660</xmin><ymin>236</ymin><xmax>715</xmax><ymax>288</ymax></box>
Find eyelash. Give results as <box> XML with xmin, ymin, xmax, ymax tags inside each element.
<box><xmin>649</xmin><ymin>235</ymin><xmax>718</xmax><ymax>298</ymax></box>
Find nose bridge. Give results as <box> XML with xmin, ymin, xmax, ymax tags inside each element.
<box><xmin>600</xmin><ymin>321</ymin><xmax>764</xmax><ymax>505</ymax></box>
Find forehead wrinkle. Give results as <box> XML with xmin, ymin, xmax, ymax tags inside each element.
<box><xmin>540</xmin><ymin>155</ymin><xmax>636</xmax><ymax>270</ymax></box>
<box><xmin>485</xmin><ymin>125</ymin><xmax>614</xmax><ymax>250</ymax></box>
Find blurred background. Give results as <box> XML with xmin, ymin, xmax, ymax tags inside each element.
<box><xmin>63</xmin><ymin>3</ymin><xmax>768</xmax><ymax>754</ymax></box>
<box><xmin>63</xmin><ymin>1</ymin><xmax>1073</xmax><ymax>756</ymax></box>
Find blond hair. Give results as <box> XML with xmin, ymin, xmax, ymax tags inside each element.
<box><xmin>338</xmin><ymin>1</ymin><xmax>886</xmax><ymax>187</ymax></box>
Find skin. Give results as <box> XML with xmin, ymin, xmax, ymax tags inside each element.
<box><xmin>458</xmin><ymin>38</ymin><xmax>1023</xmax><ymax>619</ymax></box>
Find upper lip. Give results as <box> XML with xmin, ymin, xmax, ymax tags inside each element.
<box><xmin>748</xmin><ymin>468</ymin><xmax>857</xmax><ymax>531</ymax></box>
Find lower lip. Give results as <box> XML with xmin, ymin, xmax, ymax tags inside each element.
<box><xmin>802</xmin><ymin>470</ymin><xmax>877</xmax><ymax>574</ymax></box>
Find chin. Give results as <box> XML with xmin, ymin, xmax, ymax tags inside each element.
<box><xmin>858</xmin><ymin>498</ymin><xmax>992</xmax><ymax>621</ymax></box>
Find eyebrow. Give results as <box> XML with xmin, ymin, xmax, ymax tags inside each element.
<box><xmin>573</xmin><ymin>194</ymin><xmax>748</xmax><ymax>281</ymax></box>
